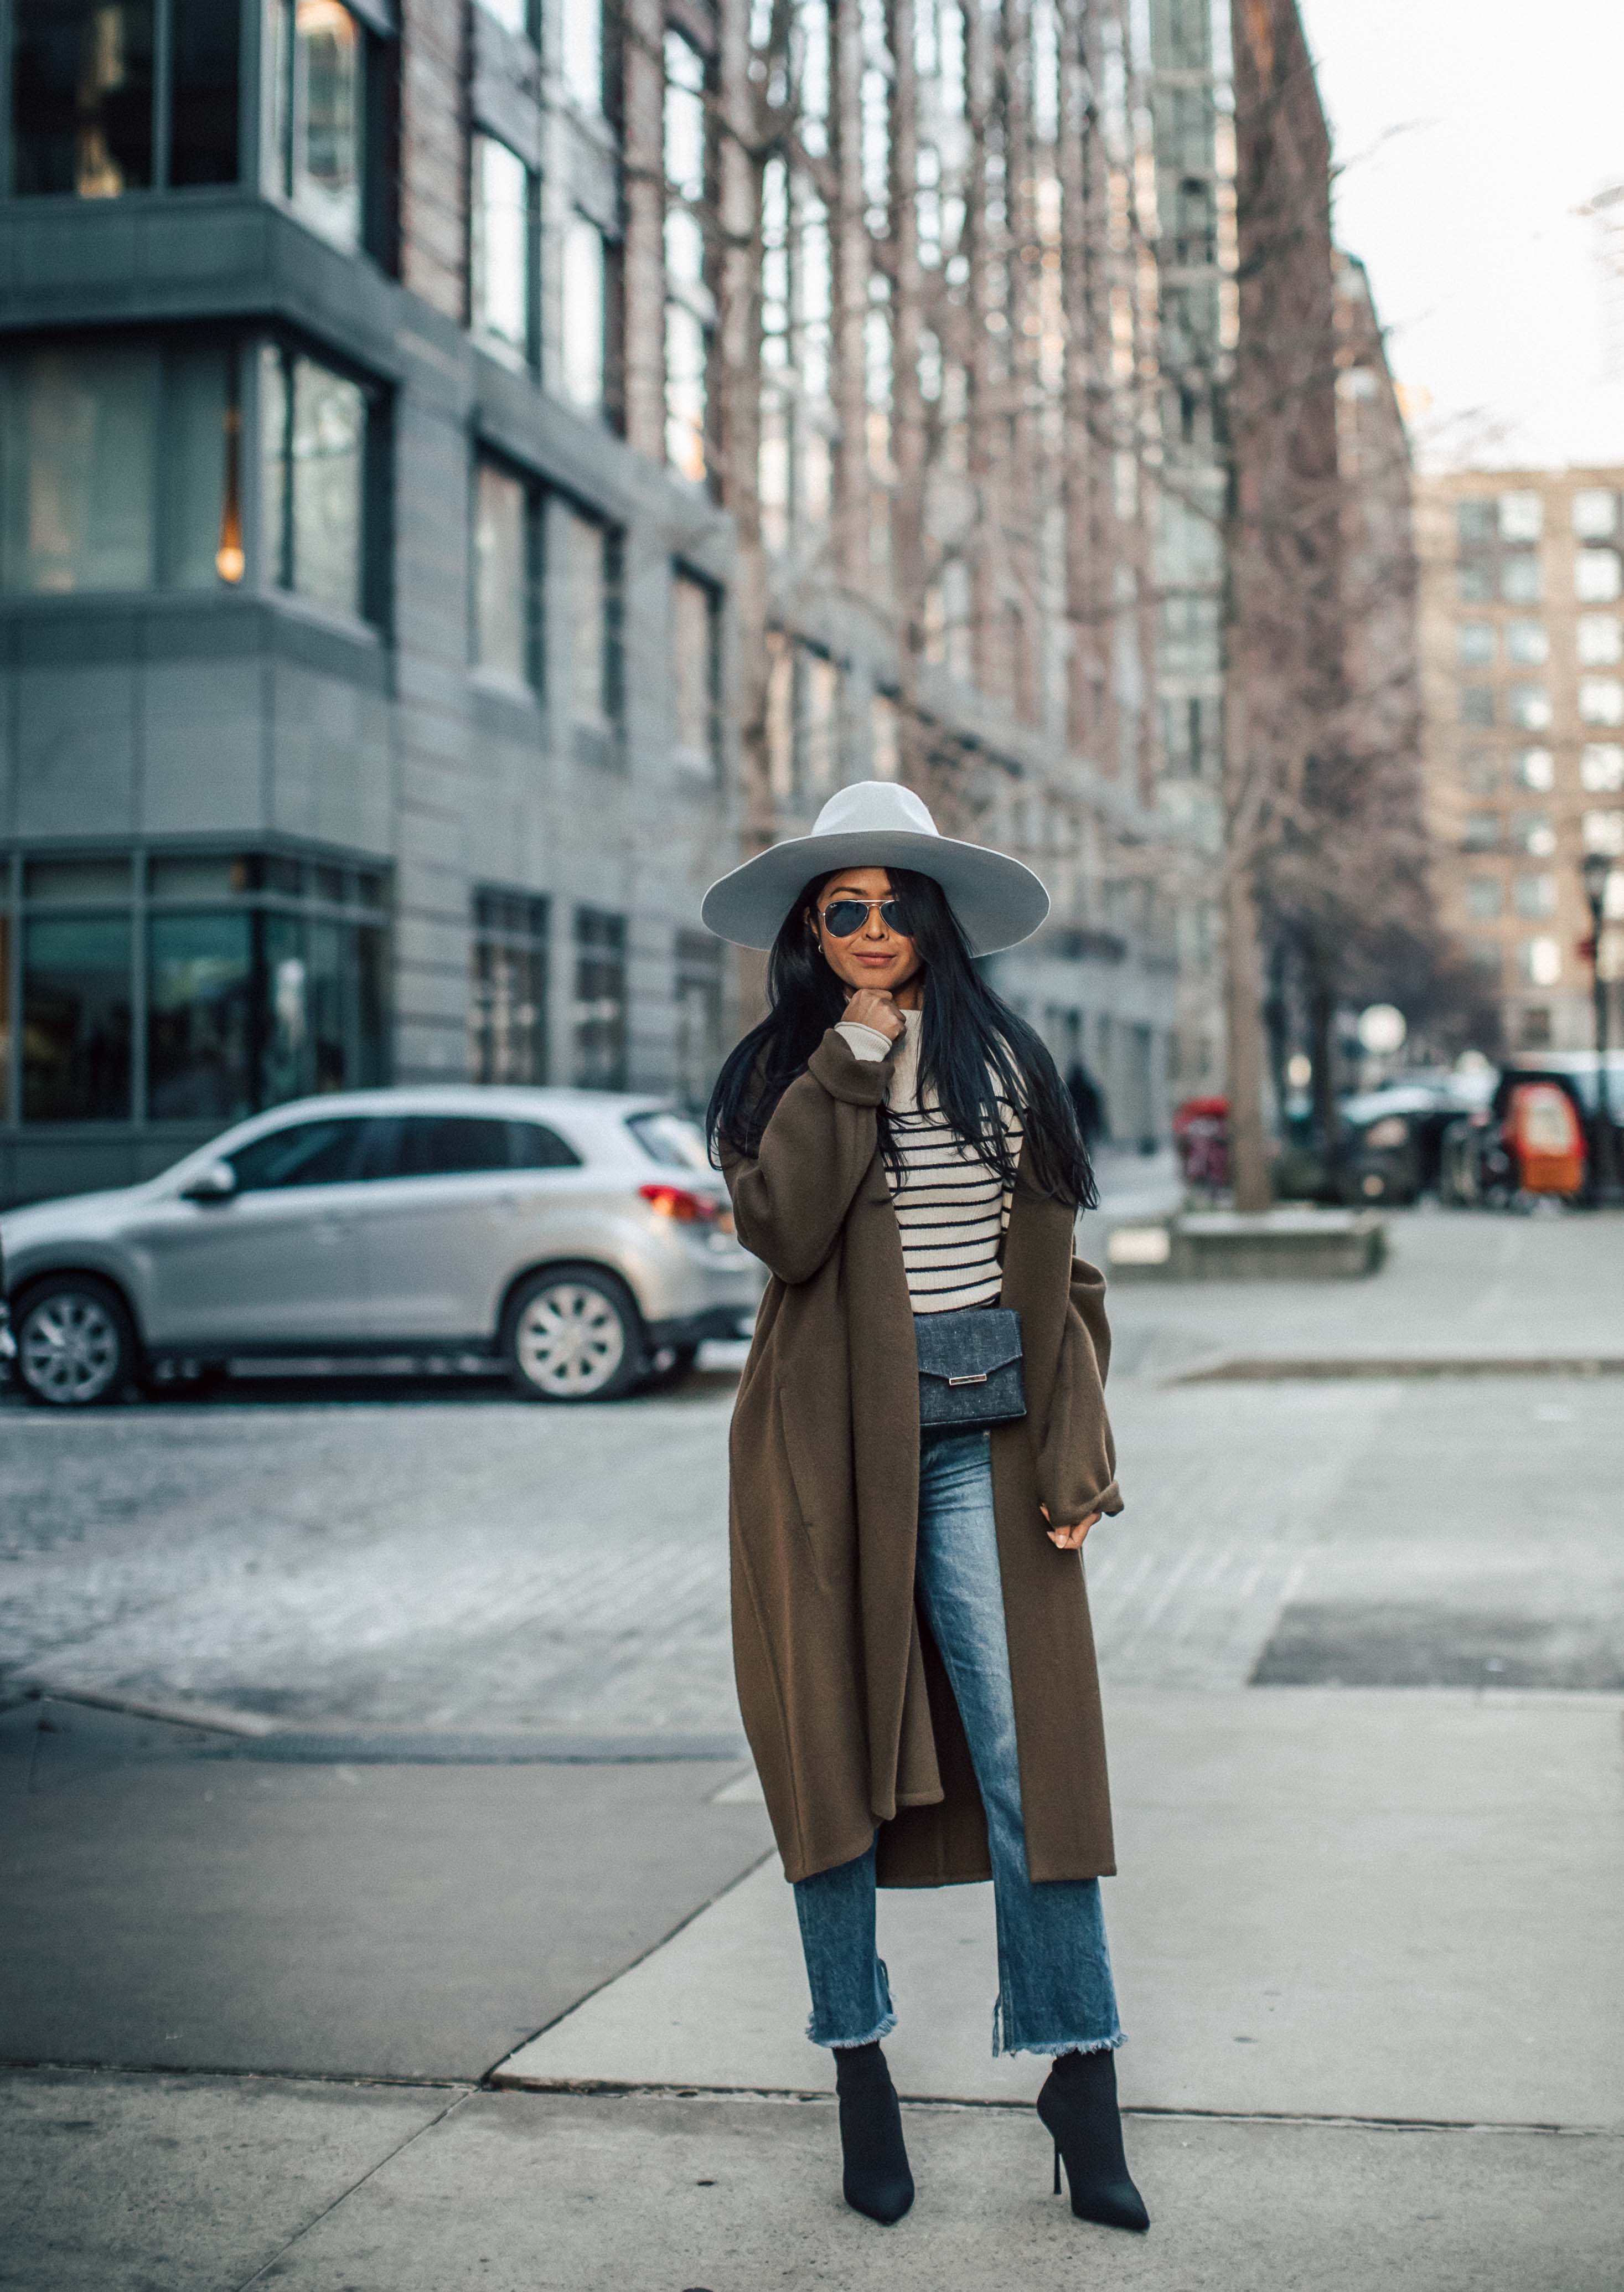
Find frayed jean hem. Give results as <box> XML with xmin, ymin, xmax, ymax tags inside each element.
<box><xmin>807</xmin><ymin>2006</ymin><xmax>898</xmax><ymax>2051</ymax></box>
<box><xmin>991</xmin><ymin>1995</ymin><xmax>1124</xmax><ymax>2059</ymax></box>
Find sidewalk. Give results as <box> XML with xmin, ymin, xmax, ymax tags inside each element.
<box><xmin>4</xmin><ymin>1212</ymin><xmax>1623</xmax><ymax>2290</ymax></box>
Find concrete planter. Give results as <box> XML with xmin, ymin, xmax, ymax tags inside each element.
<box><xmin>1105</xmin><ymin>1206</ymin><xmax>1387</xmax><ymax>1282</ymax></box>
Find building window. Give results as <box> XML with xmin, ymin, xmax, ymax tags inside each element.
<box><xmin>1461</xmin><ymin>752</ymin><xmax>1498</xmax><ymax>796</ymax></box>
<box><xmin>21</xmin><ymin>864</ymin><xmax>134</xmax><ymax>1122</ymax></box>
<box><xmin>470</xmin><ymin>133</ymin><xmax>535</xmax><ymax>363</ymax></box>
<box><xmin>1576</xmin><ymin>548</ymin><xmax>1622</xmax><ymax>603</ymax></box>
<box><xmin>1512</xmin><ymin>874</ymin><xmax>1555</xmax><ymax>920</ymax></box>
<box><xmin>2</xmin><ymin>849</ymin><xmax>387</xmax><ymax>1128</ymax></box>
<box><xmin>1468</xmin><ymin>938</ymin><xmax>1502</xmax><ymax>982</ymax></box>
<box><xmin>1582</xmin><ymin>809</ymin><xmax>1624</xmax><ymax>858</ymax></box>
<box><xmin>1455</xmin><ymin>622</ymin><xmax>1495</xmax><ymax>666</ymax></box>
<box><xmin>1504</xmin><ymin>620</ymin><xmax>1548</xmax><ymax>667</ymax></box>
<box><xmin>1499</xmin><ymin>552</ymin><xmax>1542</xmax><ymax>604</ymax></box>
<box><xmin>561</xmin><ymin>214</ymin><xmax>607</xmax><ymax>411</ymax></box>
<box><xmin>1463</xmin><ymin>877</ymin><xmax>1502</xmax><ymax>921</ymax></box>
<box><xmin>9</xmin><ymin>0</ymin><xmax>239</xmax><ymax>197</ymax></box>
<box><xmin>1581</xmin><ymin>743</ymin><xmax>1624</xmax><ymax>793</ymax></box>
<box><xmin>1460</xmin><ymin>686</ymin><xmax>1494</xmax><ymax>727</ymax></box>
<box><xmin>1519</xmin><ymin>937</ymin><xmax>1561</xmax><ymax>987</ymax></box>
<box><xmin>1455</xmin><ymin>561</ymin><xmax>1494</xmax><ymax>605</ymax></box>
<box><xmin>470</xmin><ymin>890</ymin><xmax>548</xmax><ymax>1085</ymax></box>
<box><xmin>1512</xmin><ymin>748</ymin><xmax>1554</xmax><ymax>792</ymax></box>
<box><xmin>1512</xmin><ymin>811</ymin><xmax>1556</xmax><ymax>858</ymax></box>
<box><xmin>1579</xmin><ymin>677</ymin><xmax>1624</xmax><ymax>728</ymax></box>
<box><xmin>1</xmin><ymin>335</ymin><xmax>245</xmax><ymax>596</ymax></box>
<box><xmin>1573</xmin><ymin>489</ymin><xmax>1618</xmax><ymax>540</ymax></box>
<box><xmin>1507</xmin><ymin>684</ymin><xmax>1551</xmax><ymax>732</ymax></box>
<box><xmin>561</xmin><ymin>0</ymin><xmax>601</xmax><ymax>112</ymax></box>
<box><xmin>664</xmin><ymin>32</ymin><xmax>710</xmax><ymax>483</ymax></box>
<box><xmin>477</xmin><ymin>0</ymin><xmax>531</xmax><ymax>28</ymax></box>
<box><xmin>473</xmin><ymin>458</ymin><xmax>540</xmax><ymax>687</ymax></box>
<box><xmin>671</xmin><ymin>571</ymin><xmax>721</xmax><ymax>775</ymax></box>
<box><xmin>1455</xmin><ymin>499</ymin><xmax>1495</xmax><ymax>549</ymax></box>
<box><xmin>674</xmin><ymin>930</ymin><xmax>722</xmax><ymax>1112</ymax></box>
<box><xmin>573</xmin><ymin>907</ymin><xmax>625</xmax><ymax>1089</ymax></box>
<box><xmin>260</xmin><ymin>344</ymin><xmax>371</xmax><ymax>621</ymax></box>
<box><xmin>1462</xmin><ymin>812</ymin><xmax>1499</xmax><ymax>851</ymax></box>
<box><xmin>1498</xmin><ymin>491</ymin><xmax>1542</xmax><ymax>543</ymax></box>
<box><xmin>1578</xmin><ymin>615</ymin><xmax>1623</xmax><ymax>667</ymax></box>
<box><xmin>268</xmin><ymin>0</ymin><xmax>367</xmax><ymax>252</ymax></box>
<box><xmin>566</xmin><ymin>508</ymin><xmax>622</xmax><ymax>760</ymax></box>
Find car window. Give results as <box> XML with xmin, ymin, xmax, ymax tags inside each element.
<box><xmin>625</xmin><ymin>1110</ymin><xmax>711</xmax><ymax>1171</ymax></box>
<box><xmin>509</xmin><ymin>1121</ymin><xmax>582</xmax><ymax>1169</ymax></box>
<box><xmin>385</xmin><ymin>1116</ymin><xmax>515</xmax><ymax>1179</ymax></box>
<box><xmin>227</xmin><ymin>1118</ymin><xmax>373</xmax><ymax>1192</ymax></box>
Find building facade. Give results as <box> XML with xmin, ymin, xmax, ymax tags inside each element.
<box><xmin>1416</xmin><ymin>466</ymin><xmax>1624</xmax><ymax>1054</ymax></box>
<box><xmin>0</xmin><ymin>0</ymin><xmax>739</xmax><ymax>1206</ymax></box>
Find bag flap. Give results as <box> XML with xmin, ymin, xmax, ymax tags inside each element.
<box><xmin>914</xmin><ymin>1308</ymin><xmax>1023</xmax><ymax>1381</ymax></box>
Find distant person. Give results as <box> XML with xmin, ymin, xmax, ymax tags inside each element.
<box><xmin>702</xmin><ymin>782</ymin><xmax>1146</xmax><ymax>2236</ymax></box>
<box><xmin>1065</xmin><ymin>1058</ymin><xmax>1107</xmax><ymax>1150</ymax></box>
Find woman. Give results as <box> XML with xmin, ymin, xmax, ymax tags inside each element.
<box><xmin>701</xmin><ymin>781</ymin><xmax>1147</xmax><ymax>2234</ymax></box>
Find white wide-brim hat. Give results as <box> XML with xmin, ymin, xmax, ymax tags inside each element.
<box><xmin>700</xmin><ymin>781</ymin><xmax>1049</xmax><ymax>957</ymax></box>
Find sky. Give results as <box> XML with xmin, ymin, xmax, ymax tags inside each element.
<box><xmin>1297</xmin><ymin>0</ymin><xmax>1624</xmax><ymax>473</ymax></box>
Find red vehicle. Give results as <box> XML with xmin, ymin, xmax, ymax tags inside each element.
<box><xmin>1172</xmin><ymin>1096</ymin><xmax>1229</xmax><ymax>1194</ymax></box>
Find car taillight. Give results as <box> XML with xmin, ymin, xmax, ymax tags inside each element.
<box><xmin>638</xmin><ymin>1183</ymin><xmax>717</xmax><ymax>1224</ymax></box>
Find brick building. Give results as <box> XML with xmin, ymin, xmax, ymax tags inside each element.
<box><xmin>1416</xmin><ymin>466</ymin><xmax>1624</xmax><ymax>1054</ymax></box>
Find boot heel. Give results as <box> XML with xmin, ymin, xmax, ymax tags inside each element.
<box><xmin>1052</xmin><ymin>2143</ymin><xmax>1062</xmax><ymax>2196</ymax></box>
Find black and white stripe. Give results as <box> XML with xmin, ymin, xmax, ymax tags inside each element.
<box><xmin>838</xmin><ymin>1011</ymin><xmax>1023</xmax><ymax>1315</ymax></box>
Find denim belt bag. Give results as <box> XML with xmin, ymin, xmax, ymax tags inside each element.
<box><xmin>914</xmin><ymin>1304</ymin><xmax>1026</xmax><ymax>1430</ymax></box>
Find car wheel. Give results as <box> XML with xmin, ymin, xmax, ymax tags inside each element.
<box><xmin>640</xmin><ymin>1343</ymin><xmax>699</xmax><ymax>1395</ymax></box>
<box><xmin>15</xmin><ymin>1276</ymin><xmax>138</xmax><ymax>1408</ymax></box>
<box><xmin>502</xmin><ymin>1268</ymin><xmax>644</xmax><ymax>1403</ymax></box>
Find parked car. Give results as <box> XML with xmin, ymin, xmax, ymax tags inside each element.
<box><xmin>1276</xmin><ymin>1075</ymin><xmax>1483</xmax><ymax>1207</ymax></box>
<box><xmin>1</xmin><ymin>1087</ymin><xmax>764</xmax><ymax>1408</ymax></box>
<box><xmin>1439</xmin><ymin>1061</ymin><xmax>1617</xmax><ymax>1207</ymax></box>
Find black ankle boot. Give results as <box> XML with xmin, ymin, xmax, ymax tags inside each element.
<box><xmin>834</xmin><ymin>2042</ymin><xmax>914</xmax><ymax>2224</ymax></box>
<box><xmin>1036</xmin><ymin>2047</ymin><xmax>1149</xmax><ymax>2232</ymax></box>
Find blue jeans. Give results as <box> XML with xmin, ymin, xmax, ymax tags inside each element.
<box><xmin>793</xmin><ymin>1427</ymin><xmax>1124</xmax><ymax>2058</ymax></box>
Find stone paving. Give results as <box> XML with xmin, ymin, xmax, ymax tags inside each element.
<box><xmin>5</xmin><ymin>1211</ymin><xmax>1622</xmax><ymax>1730</ymax></box>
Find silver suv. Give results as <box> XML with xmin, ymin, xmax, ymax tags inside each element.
<box><xmin>1</xmin><ymin>1086</ymin><xmax>763</xmax><ymax>1408</ymax></box>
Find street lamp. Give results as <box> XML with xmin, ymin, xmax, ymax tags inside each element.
<box><xmin>1580</xmin><ymin>850</ymin><xmax>1619</xmax><ymax>1204</ymax></box>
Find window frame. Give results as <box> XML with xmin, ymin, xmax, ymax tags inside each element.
<box><xmin>469</xmin><ymin>885</ymin><xmax>550</xmax><ymax>1086</ymax></box>
<box><xmin>0</xmin><ymin>843</ymin><xmax>392</xmax><ymax>1135</ymax></box>
<box><xmin>1</xmin><ymin>0</ymin><xmax>256</xmax><ymax>201</ymax></box>
<box><xmin>1</xmin><ymin>326</ymin><xmax>250</xmax><ymax>601</ymax></box>
<box><xmin>261</xmin><ymin>0</ymin><xmax>395</xmax><ymax>264</ymax></box>
<box><xmin>257</xmin><ymin>333</ymin><xmax>387</xmax><ymax>629</ymax></box>
<box><xmin>571</xmin><ymin>904</ymin><xmax>627</xmax><ymax>1091</ymax></box>
<box><xmin>469</xmin><ymin>127</ymin><xmax>540</xmax><ymax>368</ymax></box>
<box><xmin>470</xmin><ymin>451</ymin><xmax>544</xmax><ymax>691</ymax></box>
<box><xmin>670</xmin><ymin>564</ymin><xmax>722</xmax><ymax>778</ymax></box>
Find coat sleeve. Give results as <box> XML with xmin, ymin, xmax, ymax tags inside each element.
<box><xmin>1034</xmin><ymin>1256</ymin><xmax>1124</xmax><ymax>1526</ymax></box>
<box><xmin>721</xmin><ymin>1028</ymin><xmax>896</xmax><ymax>1287</ymax></box>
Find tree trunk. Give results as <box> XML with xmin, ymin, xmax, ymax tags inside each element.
<box><xmin>1223</xmin><ymin>853</ymin><xmax>1274</xmax><ymax>1212</ymax></box>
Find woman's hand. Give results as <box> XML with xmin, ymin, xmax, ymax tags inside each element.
<box><xmin>844</xmin><ymin>988</ymin><xmax>905</xmax><ymax>1041</ymax></box>
<box><xmin>1042</xmin><ymin>1505</ymin><xmax>1101</xmax><ymax>1551</ymax></box>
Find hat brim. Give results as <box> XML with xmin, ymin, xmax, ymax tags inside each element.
<box><xmin>701</xmin><ymin>828</ymin><xmax>1049</xmax><ymax>957</ymax></box>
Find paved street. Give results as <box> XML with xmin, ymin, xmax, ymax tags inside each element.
<box><xmin>4</xmin><ymin>1207</ymin><xmax>1623</xmax><ymax>2290</ymax></box>
<box><xmin>6</xmin><ymin>1211</ymin><xmax>1622</xmax><ymax>1727</ymax></box>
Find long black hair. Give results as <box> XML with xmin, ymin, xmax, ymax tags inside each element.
<box><xmin>706</xmin><ymin>866</ymin><xmax>1098</xmax><ymax>1209</ymax></box>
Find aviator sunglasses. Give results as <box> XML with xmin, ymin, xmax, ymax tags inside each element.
<box><xmin>818</xmin><ymin>895</ymin><xmax>913</xmax><ymax>939</ymax></box>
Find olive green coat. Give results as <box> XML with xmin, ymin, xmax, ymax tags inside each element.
<box><xmin>721</xmin><ymin>1026</ymin><xmax>1124</xmax><ymax>1889</ymax></box>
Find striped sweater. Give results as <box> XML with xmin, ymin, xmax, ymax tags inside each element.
<box><xmin>836</xmin><ymin>1009</ymin><xmax>1023</xmax><ymax>1315</ymax></box>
